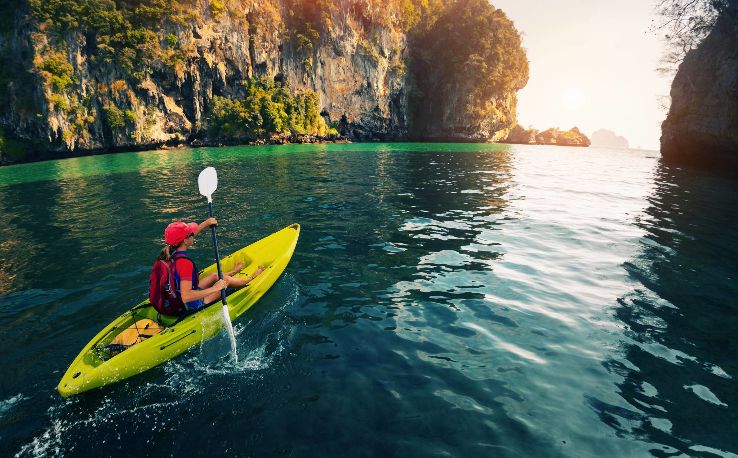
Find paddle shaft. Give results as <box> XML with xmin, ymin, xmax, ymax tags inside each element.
<box><xmin>207</xmin><ymin>201</ymin><xmax>227</xmax><ymax>306</ymax></box>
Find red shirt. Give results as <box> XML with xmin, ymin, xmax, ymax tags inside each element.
<box><xmin>175</xmin><ymin>257</ymin><xmax>195</xmax><ymax>285</ymax></box>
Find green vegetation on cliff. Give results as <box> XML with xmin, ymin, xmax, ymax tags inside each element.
<box><xmin>29</xmin><ymin>0</ymin><xmax>189</xmax><ymax>82</ymax></box>
<box><xmin>205</xmin><ymin>78</ymin><xmax>337</xmax><ymax>141</ymax></box>
<box><xmin>410</xmin><ymin>0</ymin><xmax>528</xmax><ymax>136</ymax></box>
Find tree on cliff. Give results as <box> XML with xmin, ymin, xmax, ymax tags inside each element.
<box><xmin>655</xmin><ymin>0</ymin><xmax>738</xmax><ymax>72</ymax></box>
<box><xmin>409</xmin><ymin>0</ymin><xmax>528</xmax><ymax>138</ymax></box>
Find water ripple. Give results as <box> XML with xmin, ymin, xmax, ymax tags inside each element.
<box><xmin>2</xmin><ymin>144</ymin><xmax>738</xmax><ymax>456</ymax></box>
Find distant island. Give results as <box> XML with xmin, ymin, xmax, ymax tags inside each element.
<box><xmin>500</xmin><ymin>125</ymin><xmax>591</xmax><ymax>147</ymax></box>
<box><xmin>591</xmin><ymin>129</ymin><xmax>629</xmax><ymax>149</ymax></box>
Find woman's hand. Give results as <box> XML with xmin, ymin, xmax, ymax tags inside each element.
<box><xmin>213</xmin><ymin>279</ymin><xmax>228</xmax><ymax>291</ymax></box>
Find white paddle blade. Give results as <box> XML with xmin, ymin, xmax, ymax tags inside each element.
<box><xmin>198</xmin><ymin>167</ymin><xmax>218</xmax><ymax>202</ymax></box>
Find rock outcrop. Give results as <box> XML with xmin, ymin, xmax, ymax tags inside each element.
<box><xmin>556</xmin><ymin>127</ymin><xmax>591</xmax><ymax>147</ymax></box>
<box><xmin>661</xmin><ymin>7</ymin><xmax>738</xmax><ymax>168</ymax></box>
<box><xmin>503</xmin><ymin>124</ymin><xmax>537</xmax><ymax>144</ymax></box>
<box><xmin>535</xmin><ymin>128</ymin><xmax>559</xmax><ymax>145</ymax></box>
<box><xmin>0</xmin><ymin>0</ymin><xmax>529</xmax><ymax>163</ymax></box>
<box><xmin>501</xmin><ymin>125</ymin><xmax>590</xmax><ymax>147</ymax></box>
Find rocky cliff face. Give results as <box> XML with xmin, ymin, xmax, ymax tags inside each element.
<box><xmin>661</xmin><ymin>8</ymin><xmax>738</xmax><ymax>168</ymax></box>
<box><xmin>0</xmin><ymin>0</ymin><xmax>528</xmax><ymax>162</ymax></box>
<box><xmin>1</xmin><ymin>1</ymin><xmax>410</xmax><ymax>158</ymax></box>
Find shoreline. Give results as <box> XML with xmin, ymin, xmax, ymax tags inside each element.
<box><xmin>0</xmin><ymin>136</ymin><xmax>609</xmax><ymax>168</ymax></box>
<box><xmin>0</xmin><ymin>135</ymin><xmax>491</xmax><ymax>167</ymax></box>
<box><xmin>0</xmin><ymin>135</ymin><xmax>354</xmax><ymax>167</ymax></box>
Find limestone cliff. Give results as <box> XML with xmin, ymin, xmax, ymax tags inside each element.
<box><xmin>660</xmin><ymin>7</ymin><xmax>738</xmax><ymax>168</ymax></box>
<box><xmin>0</xmin><ymin>0</ymin><xmax>529</xmax><ymax>162</ymax></box>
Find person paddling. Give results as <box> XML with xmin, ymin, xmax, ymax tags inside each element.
<box><xmin>158</xmin><ymin>218</ymin><xmax>264</xmax><ymax>315</ymax></box>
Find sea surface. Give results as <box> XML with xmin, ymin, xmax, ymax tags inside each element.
<box><xmin>0</xmin><ymin>143</ymin><xmax>736</xmax><ymax>457</ymax></box>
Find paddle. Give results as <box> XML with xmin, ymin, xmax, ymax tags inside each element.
<box><xmin>198</xmin><ymin>166</ymin><xmax>238</xmax><ymax>362</ymax></box>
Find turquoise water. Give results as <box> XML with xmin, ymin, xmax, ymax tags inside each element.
<box><xmin>0</xmin><ymin>143</ymin><xmax>736</xmax><ymax>456</ymax></box>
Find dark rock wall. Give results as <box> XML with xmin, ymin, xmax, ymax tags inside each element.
<box><xmin>660</xmin><ymin>9</ymin><xmax>738</xmax><ymax>168</ymax></box>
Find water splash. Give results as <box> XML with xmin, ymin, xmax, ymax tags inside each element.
<box><xmin>219</xmin><ymin>304</ymin><xmax>239</xmax><ymax>363</ymax></box>
<box><xmin>0</xmin><ymin>394</ymin><xmax>27</xmax><ymax>418</ymax></box>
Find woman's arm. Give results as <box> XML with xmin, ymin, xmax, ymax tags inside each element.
<box><xmin>197</xmin><ymin>217</ymin><xmax>217</xmax><ymax>234</ymax></box>
<box><xmin>179</xmin><ymin>278</ymin><xmax>227</xmax><ymax>303</ymax></box>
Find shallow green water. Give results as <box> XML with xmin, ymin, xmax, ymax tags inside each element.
<box><xmin>0</xmin><ymin>143</ymin><xmax>737</xmax><ymax>457</ymax></box>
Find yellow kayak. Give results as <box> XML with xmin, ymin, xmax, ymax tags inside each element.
<box><xmin>58</xmin><ymin>223</ymin><xmax>300</xmax><ymax>397</ymax></box>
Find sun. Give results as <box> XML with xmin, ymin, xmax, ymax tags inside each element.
<box><xmin>561</xmin><ymin>87</ymin><xmax>586</xmax><ymax>111</ymax></box>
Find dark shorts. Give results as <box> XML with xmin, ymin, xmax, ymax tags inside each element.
<box><xmin>184</xmin><ymin>298</ymin><xmax>206</xmax><ymax>312</ymax></box>
<box><xmin>184</xmin><ymin>287</ymin><xmax>236</xmax><ymax>312</ymax></box>
<box><xmin>203</xmin><ymin>287</ymin><xmax>236</xmax><ymax>307</ymax></box>
<box><xmin>177</xmin><ymin>288</ymin><xmax>236</xmax><ymax>318</ymax></box>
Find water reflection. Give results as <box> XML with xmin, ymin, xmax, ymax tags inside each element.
<box><xmin>287</xmin><ymin>146</ymin><xmax>516</xmax><ymax>354</ymax></box>
<box><xmin>0</xmin><ymin>175</ymin><xmax>67</xmax><ymax>292</ymax></box>
<box><xmin>608</xmin><ymin>163</ymin><xmax>738</xmax><ymax>455</ymax></box>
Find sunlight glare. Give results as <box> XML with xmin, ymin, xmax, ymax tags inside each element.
<box><xmin>561</xmin><ymin>86</ymin><xmax>586</xmax><ymax>111</ymax></box>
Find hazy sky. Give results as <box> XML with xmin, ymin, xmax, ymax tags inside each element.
<box><xmin>492</xmin><ymin>0</ymin><xmax>672</xmax><ymax>150</ymax></box>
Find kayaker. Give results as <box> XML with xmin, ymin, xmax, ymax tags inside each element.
<box><xmin>160</xmin><ymin>218</ymin><xmax>265</xmax><ymax>313</ymax></box>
